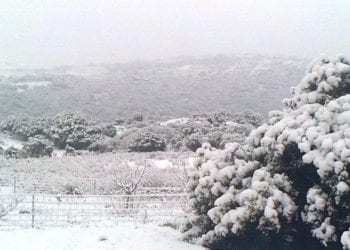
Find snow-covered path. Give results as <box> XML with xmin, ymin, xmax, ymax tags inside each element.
<box><xmin>0</xmin><ymin>223</ymin><xmax>206</xmax><ymax>250</ymax></box>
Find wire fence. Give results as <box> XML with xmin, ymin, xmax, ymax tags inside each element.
<box><xmin>0</xmin><ymin>192</ymin><xmax>187</xmax><ymax>230</ymax></box>
<box><xmin>0</xmin><ymin>174</ymin><xmax>188</xmax><ymax>230</ymax></box>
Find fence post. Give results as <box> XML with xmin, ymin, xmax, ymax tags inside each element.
<box><xmin>143</xmin><ymin>208</ymin><xmax>148</xmax><ymax>224</ymax></box>
<box><xmin>93</xmin><ymin>180</ymin><xmax>96</xmax><ymax>194</ymax></box>
<box><xmin>13</xmin><ymin>176</ymin><xmax>16</xmax><ymax>193</ymax></box>
<box><xmin>31</xmin><ymin>194</ymin><xmax>35</xmax><ymax>228</ymax></box>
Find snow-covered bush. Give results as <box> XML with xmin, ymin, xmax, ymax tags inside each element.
<box><xmin>49</xmin><ymin>113</ymin><xmax>116</xmax><ymax>150</ymax></box>
<box><xmin>166</xmin><ymin>111</ymin><xmax>261</xmax><ymax>151</ymax></box>
<box><xmin>181</xmin><ymin>56</ymin><xmax>350</xmax><ymax>250</ymax></box>
<box><xmin>49</xmin><ymin>112</ymin><xmax>98</xmax><ymax>149</ymax></box>
<box><xmin>3</xmin><ymin>146</ymin><xmax>25</xmax><ymax>159</ymax></box>
<box><xmin>0</xmin><ymin>116</ymin><xmax>48</xmax><ymax>140</ymax></box>
<box><xmin>87</xmin><ymin>137</ymin><xmax>118</xmax><ymax>153</ymax></box>
<box><xmin>232</xmin><ymin>110</ymin><xmax>264</xmax><ymax>127</ymax></box>
<box><xmin>64</xmin><ymin>145</ymin><xmax>76</xmax><ymax>156</ymax></box>
<box><xmin>128</xmin><ymin>129</ymin><xmax>166</xmax><ymax>152</ymax></box>
<box><xmin>23</xmin><ymin>135</ymin><xmax>54</xmax><ymax>157</ymax></box>
<box><xmin>0</xmin><ymin>112</ymin><xmax>117</xmax><ymax>155</ymax></box>
<box><xmin>184</xmin><ymin>133</ymin><xmax>205</xmax><ymax>152</ymax></box>
<box><xmin>131</xmin><ymin>113</ymin><xmax>144</xmax><ymax>122</ymax></box>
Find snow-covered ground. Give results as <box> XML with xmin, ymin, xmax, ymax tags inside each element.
<box><xmin>0</xmin><ymin>134</ymin><xmax>24</xmax><ymax>150</ymax></box>
<box><xmin>15</xmin><ymin>80</ymin><xmax>52</xmax><ymax>89</ymax></box>
<box><xmin>0</xmin><ymin>223</ymin><xmax>206</xmax><ymax>250</ymax></box>
<box><xmin>0</xmin><ymin>151</ymin><xmax>194</xmax><ymax>193</ymax></box>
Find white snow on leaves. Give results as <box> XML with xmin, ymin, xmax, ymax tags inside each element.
<box><xmin>182</xmin><ymin>56</ymin><xmax>350</xmax><ymax>248</ymax></box>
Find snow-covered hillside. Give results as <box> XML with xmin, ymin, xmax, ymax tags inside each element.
<box><xmin>0</xmin><ymin>55</ymin><xmax>306</xmax><ymax>121</ymax></box>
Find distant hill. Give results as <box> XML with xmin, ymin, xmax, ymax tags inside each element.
<box><xmin>0</xmin><ymin>55</ymin><xmax>307</xmax><ymax>121</ymax></box>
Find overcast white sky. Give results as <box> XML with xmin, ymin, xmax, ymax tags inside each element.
<box><xmin>1</xmin><ymin>0</ymin><xmax>349</xmax><ymax>68</ymax></box>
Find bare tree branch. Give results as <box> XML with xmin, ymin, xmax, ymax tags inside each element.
<box><xmin>175</xmin><ymin>165</ymin><xmax>190</xmax><ymax>187</ymax></box>
<box><xmin>113</xmin><ymin>162</ymin><xmax>151</xmax><ymax>195</ymax></box>
<box><xmin>0</xmin><ymin>198</ymin><xmax>18</xmax><ymax>219</ymax></box>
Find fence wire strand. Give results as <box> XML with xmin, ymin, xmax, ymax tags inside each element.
<box><xmin>0</xmin><ymin>175</ymin><xmax>187</xmax><ymax>230</ymax></box>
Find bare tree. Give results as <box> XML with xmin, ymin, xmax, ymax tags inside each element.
<box><xmin>175</xmin><ymin>158</ymin><xmax>192</xmax><ymax>188</ymax></box>
<box><xmin>0</xmin><ymin>197</ymin><xmax>18</xmax><ymax>219</ymax></box>
<box><xmin>113</xmin><ymin>161</ymin><xmax>151</xmax><ymax>208</ymax></box>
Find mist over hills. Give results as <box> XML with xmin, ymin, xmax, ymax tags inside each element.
<box><xmin>0</xmin><ymin>55</ymin><xmax>307</xmax><ymax>121</ymax></box>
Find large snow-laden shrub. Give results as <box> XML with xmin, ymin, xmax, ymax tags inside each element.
<box><xmin>48</xmin><ymin>112</ymin><xmax>98</xmax><ymax>149</ymax></box>
<box><xmin>181</xmin><ymin>56</ymin><xmax>350</xmax><ymax>250</ymax></box>
<box><xmin>169</xmin><ymin>111</ymin><xmax>262</xmax><ymax>151</ymax></box>
<box><xmin>23</xmin><ymin>135</ymin><xmax>54</xmax><ymax>157</ymax></box>
<box><xmin>114</xmin><ymin>110</ymin><xmax>261</xmax><ymax>152</ymax></box>
<box><xmin>0</xmin><ymin>116</ymin><xmax>48</xmax><ymax>141</ymax></box>
<box><xmin>49</xmin><ymin>114</ymin><xmax>116</xmax><ymax>150</ymax></box>
<box><xmin>1</xmin><ymin>112</ymin><xmax>117</xmax><ymax>153</ymax></box>
<box><xmin>128</xmin><ymin>129</ymin><xmax>166</xmax><ymax>152</ymax></box>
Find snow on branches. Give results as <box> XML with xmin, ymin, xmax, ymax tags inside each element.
<box><xmin>181</xmin><ymin>56</ymin><xmax>350</xmax><ymax>250</ymax></box>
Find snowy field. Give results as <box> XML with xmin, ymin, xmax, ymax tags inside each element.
<box><xmin>0</xmin><ymin>151</ymin><xmax>194</xmax><ymax>192</ymax></box>
<box><xmin>0</xmin><ymin>150</ymin><xmax>197</xmax><ymax>248</ymax></box>
<box><xmin>0</xmin><ymin>223</ymin><xmax>206</xmax><ymax>250</ymax></box>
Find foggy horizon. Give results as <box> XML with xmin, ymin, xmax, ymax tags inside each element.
<box><xmin>1</xmin><ymin>0</ymin><xmax>350</xmax><ymax>68</ymax></box>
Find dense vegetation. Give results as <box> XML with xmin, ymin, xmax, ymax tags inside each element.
<box><xmin>118</xmin><ymin>110</ymin><xmax>263</xmax><ymax>152</ymax></box>
<box><xmin>0</xmin><ymin>55</ymin><xmax>305</xmax><ymax>121</ymax></box>
<box><xmin>0</xmin><ymin>110</ymin><xmax>262</xmax><ymax>158</ymax></box>
<box><xmin>181</xmin><ymin>56</ymin><xmax>350</xmax><ymax>250</ymax></box>
<box><xmin>0</xmin><ymin>112</ymin><xmax>116</xmax><ymax>157</ymax></box>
